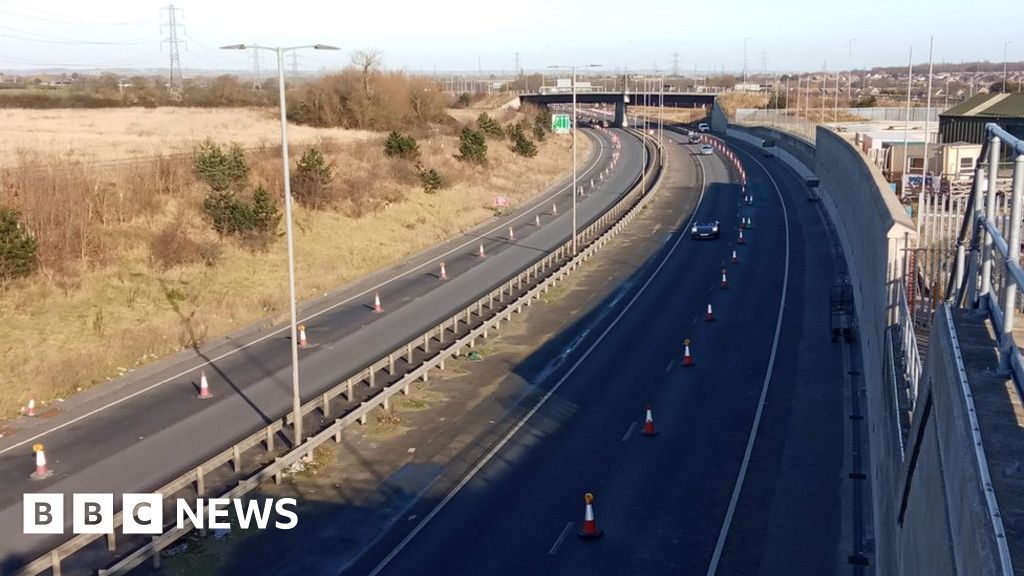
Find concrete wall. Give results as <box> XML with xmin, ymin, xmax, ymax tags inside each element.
<box><xmin>897</xmin><ymin>305</ymin><xmax>1004</xmax><ymax>576</ymax></box>
<box><xmin>710</xmin><ymin>101</ymin><xmax>728</xmax><ymax>134</ymax></box>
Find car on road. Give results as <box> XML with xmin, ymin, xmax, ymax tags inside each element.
<box><xmin>691</xmin><ymin>220</ymin><xmax>721</xmax><ymax>239</ymax></box>
<box><xmin>700</xmin><ymin>144</ymin><xmax>714</xmax><ymax>155</ymax></box>
<box><xmin>689</xmin><ymin>133</ymin><xmax>702</xmax><ymax>144</ymax></box>
<box><xmin>762</xmin><ymin>139</ymin><xmax>776</xmax><ymax>157</ymax></box>
<box><xmin>698</xmin><ymin>122</ymin><xmax>710</xmax><ymax>132</ymax></box>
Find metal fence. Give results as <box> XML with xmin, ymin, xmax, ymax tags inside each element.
<box><xmin>735</xmin><ymin>106</ymin><xmax>939</xmax><ymax>124</ymax></box>
<box><xmin>15</xmin><ymin>130</ymin><xmax>665</xmax><ymax>576</ymax></box>
<box><xmin>949</xmin><ymin>124</ymin><xmax>1024</xmax><ymax>380</ymax></box>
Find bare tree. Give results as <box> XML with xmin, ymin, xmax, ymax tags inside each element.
<box><xmin>351</xmin><ymin>49</ymin><xmax>383</xmax><ymax>95</ymax></box>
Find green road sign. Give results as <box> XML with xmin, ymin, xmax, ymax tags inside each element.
<box><xmin>552</xmin><ymin>114</ymin><xmax>571</xmax><ymax>134</ymax></box>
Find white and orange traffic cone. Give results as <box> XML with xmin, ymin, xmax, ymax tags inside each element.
<box><xmin>439</xmin><ymin>261</ymin><xmax>448</xmax><ymax>281</ymax></box>
<box><xmin>535</xmin><ymin>214</ymin><xmax>541</xmax><ymax>227</ymax></box>
<box><xmin>682</xmin><ymin>339</ymin><xmax>695</xmax><ymax>367</ymax></box>
<box><xmin>641</xmin><ymin>404</ymin><xmax>659</xmax><ymax>436</ymax></box>
<box><xmin>479</xmin><ymin>243</ymin><xmax>486</xmax><ymax>258</ymax></box>
<box><xmin>374</xmin><ymin>292</ymin><xmax>384</xmax><ymax>314</ymax></box>
<box><xmin>578</xmin><ymin>492</ymin><xmax>604</xmax><ymax>539</ymax></box>
<box><xmin>731</xmin><ymin>249</ymin><xmax>739</xmax><ymax>265</ymax></box>
<box><xmin>297</xmin><ymin>323</ymin><xmax>308</xmax><ymax>347</ymax></box>
<box><xmin>705</xmin><ymin>303</ymin><xmax>715</xmax><ymax>322</ymax></box>
<box><xmin>508</xmin><ymin>226</ymin><xmax>515</xmax><ymax>241</ymax></box>
<box><xmin>738</xmin><ymin>229</ymin><xmax>747</xmax><ymax>245</ymax></box>
<box><xmin>720</xmin><ymin>268</ymin><xmax>729</xmax><ymax>289</ymax></box>
<box><xmin>746</xmin><ymin>216</ymin><xmax>754</xmax><ymax>229</ymax></box>
<box><xmin>24</xmin><ymin>398</ymin><xmax>37</xmax><ymax>417</ymax></box>
<box><xmin>30</xmin><ymin>444</ymin><xmax>52</xmax><ymax>480</ymax></box>
<box><xmin>552</xmin><ymin>203</ymin><xmax>558</xmax><ymax>216</ymax></box>
<box><xmin>197</xmin><ymin>370</ymin><xmax>212</xmax><ymax>399</ymax></box>
<box><xmin>739</xmin><ymin>216</ymin><xmax>748</xmax><ymax>230</ymax></box>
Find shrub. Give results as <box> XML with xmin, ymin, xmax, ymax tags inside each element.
<box><xmin>417</xmin><ymin>164</ymin><xmax>443</xmax><ymax>193</ymax></box>
<box><xmin>202</xmin><ymin>187</ymin><xmax>279</xmax><ymax>241</ymax></box>
<box><xmin>477</xmin><ymin>113</ymin><xmax>504</xmax><ymax>138</ymax></box>
<box><xmin>458</xmin><ymin>127</ymin><xmax>487</xmax><ymax>164</ymax></box>
<box><xmin>0</xmin><ymin>207</ymin><xmax>38</xmax><ymax>283</ymax></box>
<box><xmin>384</xmin><ymin>131</ymin><xmax>420</xmax><ymax>159</ymax></box>
<box><xmin>512</xmin><ymin>132</ymin><xmax>538</xmax><ymax>158</ymax></box>
<box><xmin>535</xmin><ymin>109</ymin><xmax>552</xmax><ymax>134</ymax></box>
<box><xmin>456</xmin><ymin>92</ymin><xmax>472</xmax><ymax>108</ymax></box>
<box><xmin>292</xmin><ymin>147</ymin><xmax>336</xmax><ymax>209</ymax></box>
<box><xmin>192</xmin><ymin>140</ymin><xmax>250</xmax><ymax>191</ymax></box>
<box><xmin>150</xmin><ymin>220</ymin><xmax>202</xmax><ymax>270</ymax></box>
<box><xmin>533</xmin><ymin>115</ymin><xmax>547</xmax><ymax>141</ymax></box>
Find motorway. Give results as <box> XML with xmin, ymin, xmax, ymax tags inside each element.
<box><xmin>343</xmin><ymin>131</ymin><xmax>851</xmax><ymax>575</ymax></box>
<box><xmin>0</xmin><ymin>127</ymin><xmax>648</xmax><ymax>572</ymax></box>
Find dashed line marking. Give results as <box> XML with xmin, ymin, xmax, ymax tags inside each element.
<box><xmin>549</xmin><ymin>521</ymin><xmax>575</xmax><ymax>556</ymax></box>
<box><xmin>621</xmin><ymin>421</ymin><xmax>638</xmax><ymax>442</ymax></box>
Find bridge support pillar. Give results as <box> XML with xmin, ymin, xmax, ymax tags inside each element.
<box><xmin>614</xmin><ymin>99</ymin><xmax>628</xmax><ymax>128</ymax></box>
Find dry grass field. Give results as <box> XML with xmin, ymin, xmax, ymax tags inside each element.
<box><xmin>0</xmin><ymin>107</ymin><xmax>376</xmax><ymax>166</ymax></box>
<box><xmin>0</xmin><ymin>106</ymin><xmax>588</xmax><ymax>417</ymax></box>
<box><xmin>716</xmin><ymin>92</ymin><xmax>770</xmax><ymax>119</ymax></box>
<box><xmin>629</xmin><ymin>106</ymin><xmax>707</xmax><ymax>124</ymax></box>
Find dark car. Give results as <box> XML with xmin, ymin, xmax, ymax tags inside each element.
<box><xmin>688</xmin><ymin>133</ymin><xmax>702</xmax><ymax>144</ymax></box>
<box><xmin>691</xmin><ymin>220</ymin><xmax>720</xmax><ymax>240</ymax></box>
<box><xmin>762</xmin><ymin>139</ymin><xmax>776</xmax><ymax>157</ymax></box>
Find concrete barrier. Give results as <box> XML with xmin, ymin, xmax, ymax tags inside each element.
<box><xmin>896</xmin><ymin>304</ymin><xmax>1008</xmax><ymax>576</ymax></box>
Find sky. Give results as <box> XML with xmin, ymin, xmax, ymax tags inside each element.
<box><xmin>0</xmin><ymin>0</ymin><xmax>1021</xmax><ymax>74</ymax></box>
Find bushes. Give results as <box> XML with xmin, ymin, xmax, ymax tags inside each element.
<box><xmin>0</xmin><ymin>208</ymin><xmax>38</xmax><ymax>284</ymax></box>
<box><xmin>150</xmin><ymin>220</ymin><xmax>204</xmax><ymax>270</ymax></box>
<box><xmin>384</xmin><ymin>131</ymin><xmax>420</xmax><ymax>159</ymax></box>
<box><xmin>458</xmin><ymin>127</ymin><xmax>488</xmax><ymax>164</ymax></box>
<box><xmin>192</xmin><ymin>140</ymin><xmax>250</xmax><ymax>191</ymax></box>
<box><xmin>477</xmin><ymin>113</ymin><xmax>504</xmax><ymax>138</ymax></box>
<box><xmin>417</xmin><ymin>164</ymin><xmax>443</xmax><ymax>193</ymax></box>
<box><xmin>202</xmin><ymin>187</ymin><xmax>280</xmax><ymax>243</ymax></box>
<box><xmin>507</xmin><ymin>122</ymin><xmax>538</xmax><ymax>158</ymax></box>
<box><xmin>292</xmin><ymin>147</ymin><xmax>336</xmax><ymax>208</ymax></box>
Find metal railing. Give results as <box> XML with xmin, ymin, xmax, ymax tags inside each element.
<box><xmin>15</xmin><ymin>130</ymin><xmax>665</xmax><ymax>576</ymax></box>
<box><xmin>951</xmin><ymin>123</ymin><xmax>1024</xmax><ymax>383</ymax></box>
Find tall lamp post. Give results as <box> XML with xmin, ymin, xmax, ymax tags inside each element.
<box><xmin>548</xmin><ymin>63</ymin><xmax>601</xmax><ymax>254</ymax></box>
<box><xmin>743</xmin><ymin>37</ymin><xmax>752</xmax><ymax>89</ymax></box>
<box><xmin>1005</xmin><ymin>41</ymin><xmax>1013</xmax><ymax>92</ymax></box>
<box><xmin>221</xmin><ymin>42</ymin><xmax>339</xmax><ymax>445</ymax></box>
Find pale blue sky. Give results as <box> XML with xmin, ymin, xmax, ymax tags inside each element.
<box><xmin>0</xmin><ymin>0</ymin><xmax>1020</xmax><ymax>73</ymax></box>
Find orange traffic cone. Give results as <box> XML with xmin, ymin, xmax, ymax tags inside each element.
<box><xmin>705</xmin><ymin>303</ymin><xmax>715</xmax><ymax>322</ymax></box>
<box><xmin>641</xmin><ymin>404</ymin><xmax>659</xmax><ymax>436</ymax></box>
<box><xmin>440</xmin><ymin>261</ymin><xmax>448</xmax><ymax>281</ymax></box>
<box><xmin>720</xmin><ymin>269</ymin><xmax>729</xmax><ymax>289</ymax></box>
<box><xmin>578</xmin><ymin>493</ymin><xmax>604</xmax><ymax>539</ymax></box>
<box><xmin>297</xmin><ymin>323</ymin><xmax>308</xmax><ymax>347</ymax></box>
<box><xmin>740</xmin><ymin>217</ymin><xmax>747</xmax><ymax>230</ymax></box>
<box><xmin>738</xmin><ymin>229</ymin><xmax>746</xmax><ymax>245</ymax></box>
<box><xmin>24</xmin><ymin>398</ymin><xmax>37</xmax><ymax>417</ymax></box>
<box><xmin>374</xmin><ymin>292</ymin><xmax>383</xmax><ymax>313</ymax></box>
<box><xmin>197</xmin><ymin>370</ymin><xmax>212</xmax><ymax>399</ymax></box>
<box><xmin>30</xmin><ymin>444</ymin><xmax>52</xmax><ymax>480</ymax></box>
<box><xmin>682</xmin><ymin>339</ymin><xmax>695</xmax><ymax>367</ymax></box>
<box><xmin>479</xmin><ymin>243</ymin><xmax>486</xmax><ymax>258</ymax></box>
<box><xmin>731</xmin><ymin>249</ymin><xmax>739</xmax><ymax>265</ymax></box>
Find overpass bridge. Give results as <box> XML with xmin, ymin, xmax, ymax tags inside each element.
<box><xmin>520</xmin><ymin>91</ymin><xmax>716</xmax><ymax>127</ymax></box>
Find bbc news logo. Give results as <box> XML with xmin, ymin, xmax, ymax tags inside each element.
<box><xmin>24</xmin><ymin>494</ymin><xmax>298</xmax><ymax>535</ymax></box>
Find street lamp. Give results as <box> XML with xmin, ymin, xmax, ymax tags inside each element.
<box><xmin>221</xmin><ymin>42</ymin><xmax>339</xmax><ymax>446</ymax></box>
<box><xmin>743</xmin><ymin>37</ymin><xmax>752</xmax><ymax>89</ymax></box>
<box><xmin>1004</xmin><ymin>41</ymin><xmax>1013</xmax><ymax>93</ymax></box>
<box><xmin>548</xmin><ymin>63</ymin><xmax>601</xmax><ymax>254</ymax></box>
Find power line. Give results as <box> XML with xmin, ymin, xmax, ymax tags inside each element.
<box><xmin>160</xmin><ymin>4</ymin><xmax>183</xmax><ymax>94</ymax></box>
<box><xmin>671</xmin><ymin>52</ymin><xmax>680</xmax><ymax>76</ymax></box>
<box><xmin>0</xmin><ymin>25</ymin><xmax>157</xmax><ymax>45</ymax></box>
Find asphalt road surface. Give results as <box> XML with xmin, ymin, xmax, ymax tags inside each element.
<box><xmin>0</xmin><ymin>127</ymin><xmax>648</xmax><ymax>573</ymax></box>
<box><xmin>347</xmin><ymin>131</ymin><xmax>849</xmax><ymax>576</ymax></box>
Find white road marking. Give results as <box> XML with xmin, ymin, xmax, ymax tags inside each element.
<box><xmin>366</xmin><ymin>136</ymin><xmax>711</xmax><ymax>576</ymax></box>
<box><xmin>0</xmin><ymin>133</ymin><xmax>614</xmax><ymax>457</ymax></box>
<box><xmin>548</xmin><ymin>521</ymin><xmax>575</xmax><ymax>556</ymax></box>
<box><xmin>621</xmin><ymin>421</ymin><xmax>637</xmax><ymax>442</ymax></box>
<box><xmin>664</xmin><ymin>359</ymin><xmax>674</xmax><ymax>373</ymax></box>
<box><xmin>704</xmin><ymin>143</ymin><xmax>792</xmax><ymax>576</ymax></box>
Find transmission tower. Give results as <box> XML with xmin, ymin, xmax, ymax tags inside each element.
<box><xmin>290</xmin><ymin>51</ymin><xmax>300</xmax><ymax>74</ymax></box>
<box><xmin>514</xmin><ymin>52</ymin><xmax>521</xmax><ymax>77</ymax></box>
<box><xmin>160</xmin><ymin>5</ymin><xmax>184</xmax><ymax>94</ymax></box>
<box><xmin>671</xmin><ymin>52</ymin><xmax>681</xmax><ymax>77</ymax></box>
